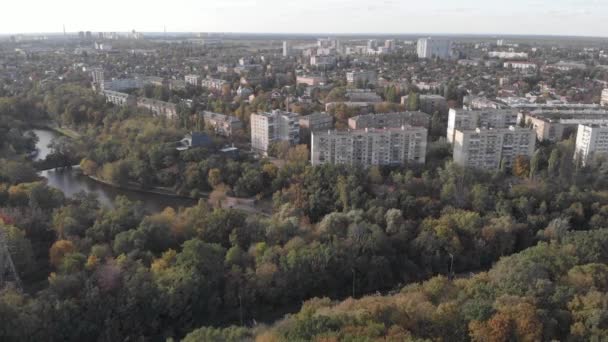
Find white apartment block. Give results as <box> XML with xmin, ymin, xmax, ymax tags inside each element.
<box><xmin>575</xmin><ymin>124</ymin><xmax>608</xmax><ymax>166</ymax></box>
<box><xmin>299</xmin><ymin>112</ymin><xmax>334</xmax><ymax>132</ymax></box>
<box><xmin>91</xmin><ymin>68</ymin><xmax>104</xmax><ymax>84</ymax></box>
<box><xmin>311</xmin><ymin>126</ymin><xmax>428</xmax><ymax>167</ymax></box>
<box><xmin>400</xmin><ymin>94</ymin><xmax>448</xmax><ymax>115</ymax></box>
<box><xmin>250</xmin><ymin>110</ymin><xmax>300</xmax><ymax>155</ymax></box>
<box><xmin>102</xmin><ymin>90</ymin><xmax>135</xmax><ymax>107</ymax></box>
<box><xmin>200</xmin><ymin>77</ymin><xmax>229</xmax><ymax>91</ymax></box>
<box><xmin>346</xmin><ymin>70</ymin><xmax>377</xmax><ymax>86</ymax></box>
<box><xmin>185</xmin><ymin>74</ymin><xmax>200</xmax><ymax>86</ymax></box>
<box><xmin>417</xmin><ymin>38</ymin><xmax>452</xmax><ymax>59</ymax></box>
<box><xmin>488</xmin><ymin>51</ymin><xmax>528</xmax><ymax>59</ymax></box>
<box><xmin>453</xmin><ymin>127</ymin><xmax>536</xmax><ymax>171</ymax></box>
<box><xmin>447</xmin><ymin>108</ymin><xmax>519</xmax><ymax>143</ymax></box>
<box><xmin>601</xmin><ymin>89</ymin><xmax>608</xmax><ymax>107</ymax></box>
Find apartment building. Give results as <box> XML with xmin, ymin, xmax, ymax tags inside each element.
<box><xmin>296</xmin><ymin>74</ymin><xmax>327</xmax><ymax>86</ymax></box>
<box><xmin>401</xmin><ymin>94</ymin><xmax>448</xmax><ymax>115</ymax></box>
<box><xmin>299</xmin><ymin>112</ymin><xmax>334</xmax><ymax>132</ymax></box>
<box><xmin>137</xmin><ymin>98</ymin><xmax>177</xmax><ymax>119</ymax></box>
<box><xmin>417</xmin><ymin>38</ymin><xmax>452</xmax><ymax>59</ymax></box>
<box><xmin>504</xmin><ymin>61</ymin><xmax>537</xmax><ymax>70</ymax></box>
<box><xmin>250</xmin><ymin>110</ymin><xmax>300</xmax><ymax>155</ymax></box>
<box><xmin>349</xmin><ymin>111</ymin><xmax>431</xmax><ymax>130</ymax></box>
<box><xmin>102</xmin><ymin>90</ymin><xmax>136</xmax><ymax>107</ymax></box>
<box><xmin>345</xmin><ymin>89</ymin><xmax>382</xmax><ymax>102</ymax></box>
<box><xmin>453</xmin><ymin>126</ymin><xmax>536</xmax><ymax>171</ymax></box>
<box><xmin>575</xmin><ymin>124</ymin><xmax>608</xmax><ymax>166</ymax></box>
<box><xmin>101</xmin><ymin>78</ymin><xmax>144</xmax><ymax>92</ymax></box>
<box><xmin>202</xmin><ymin>111</ymin><xmax>243</xmax><ymax>137</ymax></box>
<box><xmin>447</xmin><ymin>108</ymin><xmax>519</xmax><ymax>143</ymax></box>
<box><xmin>200</xmin><ymin>77</ymin><xmax>229</xmax><ymax>91</ymax></box>
<box><xmin>311</xmin><ymin>126</ymin><xmax>428</xmax><ymax>167</ymax></box>
<box><xmin>185</xmin><ymin>74</ymin><xmax>200</xmax><ymax>86</ymax></box>
<box><xmin>346</xmin><ymin>70</ymin><xmax>377</xmax><ymax>86</ymax></box>
<box><xmin>520</xmin><ymin>110</ymin><xmax>608</xmax><ymax>142</ymax></box>
<box><xmin>601</xmin><ymin>89</ymin><xmax>608</xmax><ymax>107</ymax></box>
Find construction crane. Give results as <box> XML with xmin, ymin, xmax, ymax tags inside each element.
<box><xmin>0</xmin><ymin>228</ymin><xmax>21</xmax><ymax>290</ymax></box>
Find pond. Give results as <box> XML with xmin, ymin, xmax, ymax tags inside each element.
<box><xmin>33</xmin><ymin>129</ymin><xmax>197</xmax><ymax>212</ymax></box>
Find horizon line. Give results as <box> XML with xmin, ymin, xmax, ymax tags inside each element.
<box><xmin>1</xmin><ymin>31</ymin><xmax>608</xmax><ymax>40</ymax></box>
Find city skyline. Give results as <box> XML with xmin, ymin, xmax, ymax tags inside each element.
<box><xmin>2</xmin><ymin>0</ymin><xmax>608</xmax><ymax>37</ymax></box>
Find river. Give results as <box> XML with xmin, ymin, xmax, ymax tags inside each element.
<box><xmin>33</xmin><ymin>129</ymin><xmax>197</xmax><ymax>212</ymax></box>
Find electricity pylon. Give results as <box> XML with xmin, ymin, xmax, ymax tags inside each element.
<box><xmin>0</xmin><ymin>229</ymin><xmax>21</xmax><ymax>290</ymax></box>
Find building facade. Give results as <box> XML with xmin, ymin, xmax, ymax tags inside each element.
<box><xmin>137</xmin><ymin>98</ymin><xmax>177</xmax><ymax>118</ymax></box>
<box><xmin>417</xmin><ymin>38</ymin><xmax>452</xmax><ymax>59</ymax></box>
<box><xmin>348</xmin><ymin>111</ymin><xmax>431</xmax><ymax>130</ymax></box>
<box><xmin>200</xmin><ymin>77</ymin><xmax>229</xmax><ymax>91</ymax></box>
<box><xmin>346</xmin><ymin>70</ymin><xmax>377</xmax><ymax>86</ymax></box>
<box><xmin>202</xmin><ymin>111</ymin><xmax>243</xmax><ymax>137</ymax></box>
<box><xmin>453</xmin><ymin>127</ymin><xmax>536</xmax><ymax>171</ymax></box>
<box><xmin>520</xmin><ymin>110</ymin><xmax>608</xmax><ymax>142</ymax></box>
<box><xmin>311</xmin><ymin>126</ymin><xmax>428</xmax><ymax>167</ymax></box>
<box><xmin>185</xmin><ymin>74</ymin><xmax>200</xmax><ymax>87</ymax></box>
<box><xmin>602</xmin><ymin>89</ymin><xmax>608</xmax><ymax>107</ymax></box>
<box><xmin>401</xmin><ymin>94</ymin><xmax>448</xmax><ymax>115</ymax></box>
<box><xmin>447</xmin><ymin>108</ymin><xmax>519</xmax><ymax>143</ymax></box>
<box><xmin>103</xmin><ymin>90</ymin><xmax>136</xmax><ymax>107</ymax></box>
<box><xmin>250</xmin><ymin>110</ymin><xmax>300</xmax><ymax>155</ymax></box>
<box><xmin>575</xmin><ymin>124</ymin><xmax>608</xmax><ymax>166</ymax></box>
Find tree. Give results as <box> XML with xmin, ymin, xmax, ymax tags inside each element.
<box><xmin>208</xmin><ymin>168</ymin><xmax>222</xmax><ymax>188</ymax></box>
<box><xmin>513</xmin><ymin>156</ymin><xmax>530</xmax><ymax>178</ymax></box>
<box><xmin>49</xmin><ymin>240</ymin><xmax>76</xmax><ymax>268</ymax></box>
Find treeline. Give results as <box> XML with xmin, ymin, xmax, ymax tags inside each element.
<box><xmin>250</xmin><ymin>228</ymin><xmax>608</xmax><ymax>341</ymax></box>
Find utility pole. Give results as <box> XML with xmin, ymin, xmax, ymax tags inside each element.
<box><xmin>0</xmin><ymin>229</ymin><xmax>21</xmax><ymax>290</ymax></box>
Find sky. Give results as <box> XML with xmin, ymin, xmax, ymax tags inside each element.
<box><xmin>2</xmin><ymin>0</ymin><xmax>608</xmax><ymax>37</ymax></box>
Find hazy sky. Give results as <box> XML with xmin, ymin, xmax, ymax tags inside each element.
<box><xmin>2</xmin><ymin>0</ymin><xmax>608</xmax><ymax>36</ymax></box>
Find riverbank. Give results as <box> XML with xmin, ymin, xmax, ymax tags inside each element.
<box><xmin>83</xmin><ymin>170</ymin><xmax>271</xmax><ymax>216</ymax></box>
<box><xmin>30</xmin><ymin>122</ymin><xmax>81</xmax><ymax>139</ymax></box>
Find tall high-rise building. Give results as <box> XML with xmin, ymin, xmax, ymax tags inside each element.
<box><xmin>447</xmin><ymin>108</ymin><xmax>519</xmax><ymax>143</ymax></box>
<box><xmin>250</xmin><ymin>110</ymin><xmax>300</xmax><ymax>155</ymax></box>
<box><xmin>282</xmin><ymin>41</ymin><xmax>292</xmax><ymax>57</ymax></box>
<box><xmin>311</xmin><ymin>126</ymin><xmax>428</xmax><ymax>167</ymax></box>
<box><xmin>417</xmin><ymin>37</ymin><xmax>452</xmax><ymax>59</ymax></box>
<box><xmin>575</xmin><ymin>124</ymin><xmax>608</xmax><ymax>166</ymax></box>
<box><xmin>453</xmin><ymin>127</ymin><xmax>536</xmax><ymax>171</ymax></box>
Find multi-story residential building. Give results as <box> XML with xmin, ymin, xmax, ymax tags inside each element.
<box><xmin>250</xmin><ymin>110</ymin><xmax>300</xmax><ymax>155</ymax></box>
<box><xmin>447</xmin><ymin>108</ymin><xmax>519</xmax><ymax>143</ymax></box>
<box><xmin>504</xmin><ymin>61</ymin><xmax>537</xmax><ymax>70</ymax></box>
<box><xmin>575</xmin><ymin>124</ymin><xmax>608</xmax><ymax>166</ymax></box>
<box><xmin>299</xmin><ymin>112</ymin><xmax>334</xmax><ymax>132</ymax></box>
<box><xmin>401</xmin><ymin>94</ymin><xmax>448</xmax><ymax>115</ymax></box>
<box><xmin>137</xmin><ymin>98</ymin><xmax>177</xmax><ymax>119</ymax></box>
<box><xmin>91</xmin><ymin>67</ymin><xmax>104</xmax><ymax>84</ymax></box>
<box><xmin>488</xmin><ymin>51</ymin><xmax>528</xmax><ymax>59</ymax></box>
<box><xmin>101</xmin><ymin>78</ymin><xmax>144</xmax><ymax>92</ymax></box>
<box><xmin>464</xmin><ymin>96</ymin><xmax>507</xmax><ymax>110</ymax></box>
<box><xmin>520</xmin><ymin>110</ymin><xmax>608</xmax><ymax>142</ymax></box>
<box><xmin>185</xmin><ymin>74</ymin><xmax>200</xmax><ymax>87</ymax></box>
<box><xmin>310</xmin><ymin>55</ymin><xmax>336</xmax><ymax>67</ymax></box>
<box><xmin>311</xmin><ymin>126</ymin><xmax>428</xmax><ymax>167</ymax></box>
<box><xmin>102</xmin><ymin>90</ymin><xmax>136</xmax><ymax>107</ymax></box>
<box><xmin>601</xmin><ymin>89</ymin><xmax>608</xmax><ymax>107</ymax></box>
<box><xmin>346</xmin><ymin>70</ymin><xmax>377</xmax><ymax>86</ymax></box>
<box><xmin>453</xmin><ymin>126</ymin><xmax>536</xmax><ymax>171</ymax></box>
<box><xmin>200</xmin><ymin>77</ymin><xmax>229</xmax><ymax>91</ymax></box>
<box><xmin>296</xmin><ymin>74</ymin><xmax>327</xmax><ymax>86</ymax></box>
<box><xmin>345</xmin><ymin>89</ymin><xmax>382</xmax><ymax>102</ymax></box>
<box><xmin>202</xmin><ymin>111</ymin><xmax>243</xmax><ymax>137</ymax></box>
<box><xmin>282</xmin><ymin>41</ymin><xmax>292</xmax><ymax>57</ymax></box>
<box><xmin>417</xmin><ymin>38</ymin><xmax>452</xmax><ymax>59</ymax></box>
<box><xmin>348</xmin><ymin>111</ymin><xmax>431</xmax><ymax>130</ymax></box>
